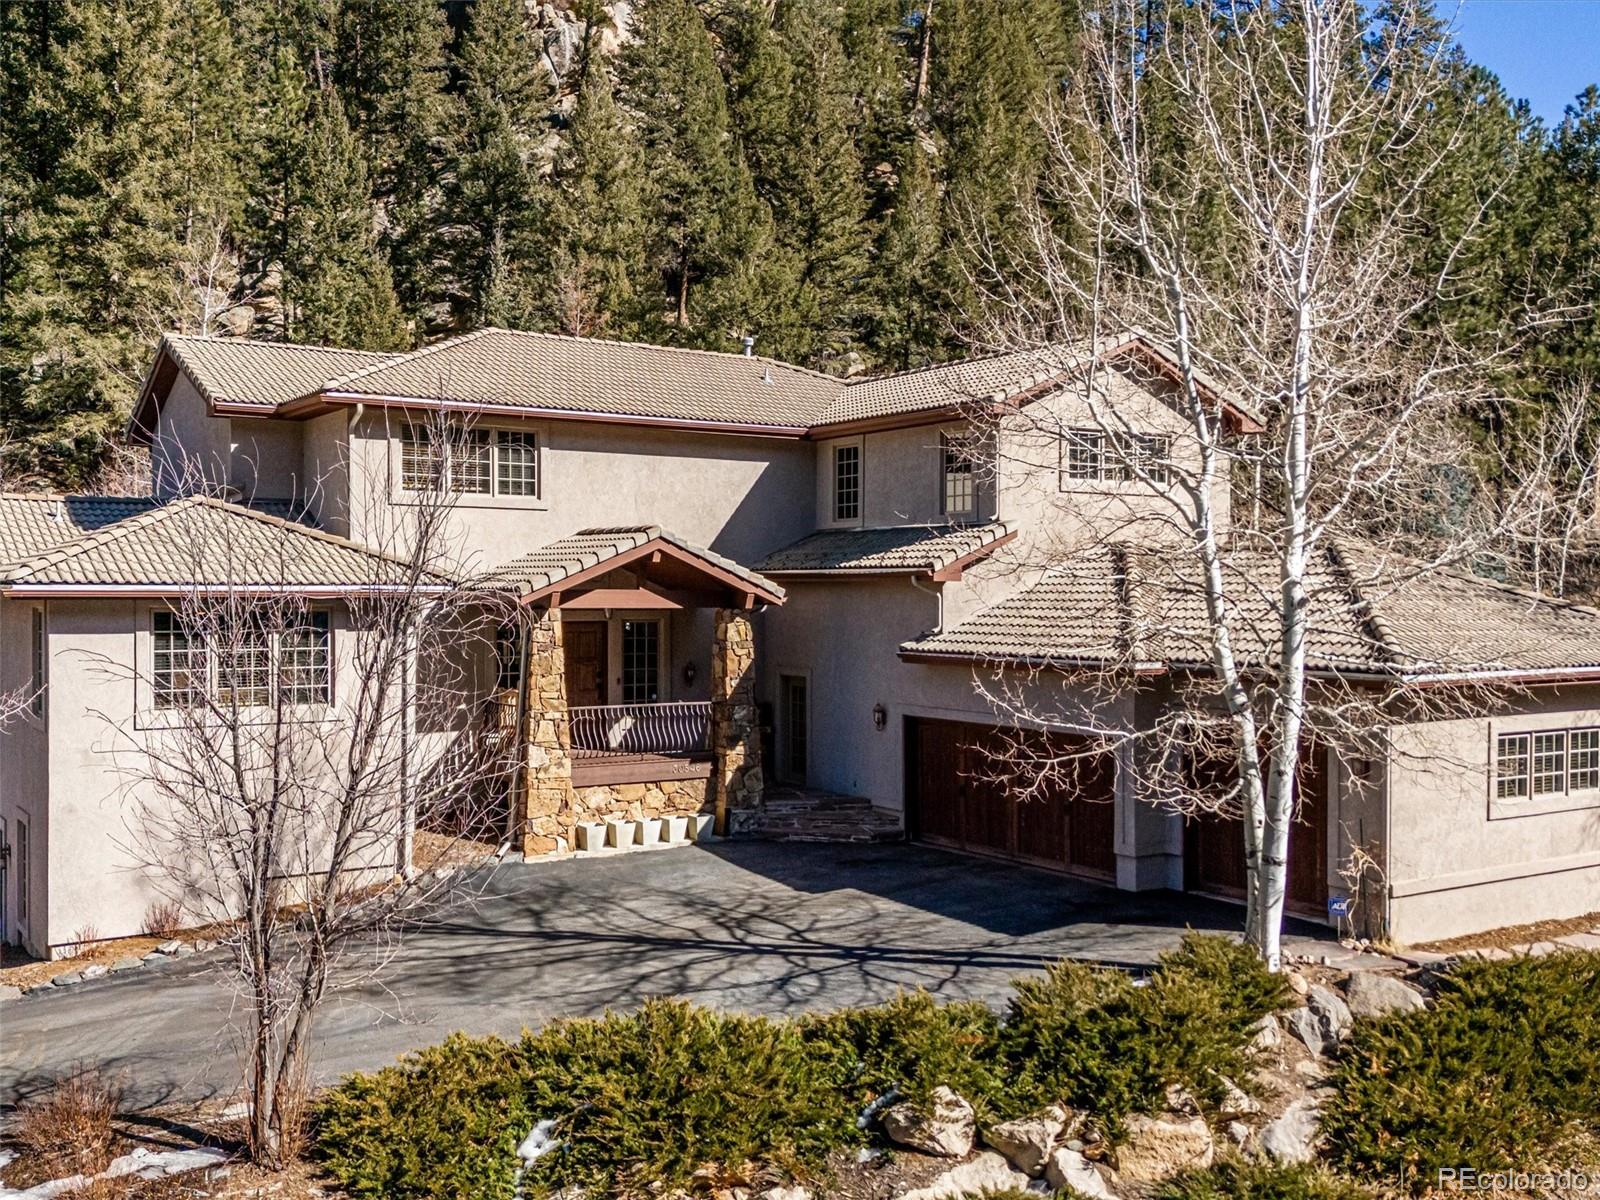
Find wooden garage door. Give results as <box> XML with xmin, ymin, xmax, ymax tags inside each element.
<box><xmin>906</xmin><ymin>718</ymin><xmax>1117</xmax><ymax>880</ymax></box>
<box><xmin>1182</xmin><ymin>744</ymin><xmax>1328</xmax><ymax>917</ymax></box>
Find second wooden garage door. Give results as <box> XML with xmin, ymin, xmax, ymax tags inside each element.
<box><xmin>906</xmin><ymin>718</ymin><xmax>1117</xmax><ymax>880</ymax></box>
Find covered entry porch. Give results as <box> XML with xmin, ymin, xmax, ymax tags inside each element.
<box><xmin>488</xmin><ymin>527</ymin><xmax>787</xmax><ymax>855</ymax></box>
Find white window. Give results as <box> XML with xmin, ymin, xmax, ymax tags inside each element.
<box><xmin>1495</xmin><ymin>733</ymin><xmax>1530</xmax><ymax>800</ymax></box>
<box><xmin>1532</xmin><ymin>731</ymin><xmax>1567</xmax><ymax>796</ymax></box>
<box><xmin>28</xmin><ymin>607</ymin><xmax>44</xmax><ymax>718</ymax></box>
<box><xmin>941</xmin><ymin>434</ymin><xmax>975</xmax><ymax>516</ymax></box>
<box><xmin>153</xmin><ymin>609</ymin><xmax>330</xmax><ymax>709</ymax></box>
<box><xmin>153</xmin><ymin>611</ymin><xmax>207</xmax><ymax>709</ymax></box>
<box><xmin>1572</xmin><ymin>729</ymin><xmax>1600</xmax><ymax>791</ymax></box>
<box><xmin>15</xmin><ymin>819</ymin><xmax>27</xmax><ymax>926</ymax></box>
<box><xmin>833</xmin><ymin>444</ymin><xmax>861</xmax><ymax>521</ymax></box>
<box><xmin>1060</xmin><ymin>428</ymin><xmax>1173</xmax><ymax>485</ymax></box>
<box><xmin>621</xmin><ymin>620</ymin><xmax>660</xmax><ymax>703</ymax></box>
<box><xmin>401</xmin><ymin>426</ymin><xmax>538</xmax><ymax>499</ymax></box>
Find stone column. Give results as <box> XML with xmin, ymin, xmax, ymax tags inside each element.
<box><xmin>711</xmin><ymin>607</ymin><xmax>764</xmax><ymax>835</ymax></box>
<box><xmin>521</xmin><ymin>607</ymin><xmax>574</xmax><ymax>856</ymax></box>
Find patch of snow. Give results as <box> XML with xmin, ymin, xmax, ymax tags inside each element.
<box><xmin>0</xmin><ymin>1151</ymin><xmax>14</xmax><ymax>1171</ymax></box>
<box><xmin>517</xmin><ymin>1119</ymin><xmax>563</xmax><ymax>1166</ymax></box>
<box><xmin>103</xmin><ymin>1146</ymin><xmax>230</xmax><ymax>1180</ymax></box>
<box><xmin>0</xmin><ymin>1172</ymin><xmax>91</xmax><ymax>1200</ymax></box>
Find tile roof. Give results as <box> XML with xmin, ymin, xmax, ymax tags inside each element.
<box><xmin>0</xmin><ymin>495</ymin><xmax>163</xmax><ymax>568</ymax></box>
<box><xmin>825</xmin><ymin>348</ymin><xmax>1077</xmax><ymax>425</ymax></box>
<box><xmin>311</xmin><ymin>328</ymin><xmax>841</xmax><ymax>429</ymax></box>
<box><xmin>160</xmin><ymin>334</ymin><xmax>399</xmax><ymax>408</ymax></box>
<box><xmin>903</xmin><ymin>542</ymin><xmax>1600</xmax><ymax>680</ymax></box>
<box><xmin>0</xmin><ymin>496</ymin><xmax>442</xmax><ymax>592</ymax></box>
<box><xmin>483</xmin><ymin>525</ymin><xmax>784</xmax><ymax>602</ymax></box>
<box><xmin>757</xmin><ymin>522</ymin><xmax>1014</xmax><ymax>575</ymax></box>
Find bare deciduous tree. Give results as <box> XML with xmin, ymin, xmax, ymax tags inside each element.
<box><xmin>94</xmin><ymin>426</ymin><xmax>517</xmax><ymax>1166</ymax></box>
<box><xmin>957</xmin><ymin>0</ymin><xmax>1562</xmax><ymax>967</ymax></box>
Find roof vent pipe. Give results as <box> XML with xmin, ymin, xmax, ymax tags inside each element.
<box><xmin>741</xmin><ymin>335</ymin><xmax>756</xmax><ymax>356</ymax></box>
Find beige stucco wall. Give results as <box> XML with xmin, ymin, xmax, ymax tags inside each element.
<box><xmin>811</xmin><ymin>421</ymin><xmax>998</xmax><ymax>531</ymax></box>
<box><xmin>300</xmin><ymin>411</ymin><xmax>352</xmax><ymax>536</ymax></box>
<box><xmin>26</xmin><ymin>597</ymin><xmax>401</xmax><ymax>953</ymax></box>
<box><xmin>150</xmin><ymin>374</ymin><xmax>231</xmax><ymax>497</ymax></box>
<box><xmin>342</xmin><ymin>410</ymin><xmax>817</xmax><ymax>573</ymax></box>
<box><xmin>1385</xmin><ymin>685</ymin><xmax>1600</xmax><ymax>944</ymax></box>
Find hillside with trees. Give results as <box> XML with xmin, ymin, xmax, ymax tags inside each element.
<box><xmin>2</xmin><ymin>0</ymin><xmax>1597</xmax><ymax>511</ymax></box>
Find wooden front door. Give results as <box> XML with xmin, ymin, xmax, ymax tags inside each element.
<box><xmin>563</xmin><ymin>623</ymin><xmax>607</xmax><ymax>707</ymax></box>
<box><xmin>906</xmin><ymin>718</ymin><xmax>1118</xmax><ymax>880</ymax></box>
<box><xmin>1183</xmin><ymin>744</ymin><xmax>1329</xmax><ymax>917</ymax></box>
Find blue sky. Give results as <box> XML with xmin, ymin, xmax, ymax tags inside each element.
<box><xmin>1453</xmin><ymin>0</ymin><xmax>1600</xmax><ymax>126</ymax></box>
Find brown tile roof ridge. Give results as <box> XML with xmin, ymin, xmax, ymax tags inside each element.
<box><xmin>314</xmin><ymin>326</ymin><xmax>845</xmax><ymax>401</ymax></box>
<box><xmin>1</xmin><ymin>493</ymin><xmax>445</xmax><ymax>585</ymax></box>
<box><xmin>160</xmin><ymin>332</ymin><xmax>404</xmax><ymax>406</ymax></box>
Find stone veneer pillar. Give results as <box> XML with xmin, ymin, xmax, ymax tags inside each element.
<box><xmin>711</xmin><ymin>607</ymin><xmax>765</xmax><ymax>835</ymax></box>
<box><xmin>522</xmin><ymin>608</ymin><xmax>574</xmax><ymax>855</ymax></box>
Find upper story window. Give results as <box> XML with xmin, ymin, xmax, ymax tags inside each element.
<box><xmin>833</xmin><ymin>444</ymin><xmax>861</xmax><ymax>522</ymax></box>
<box><xmin>28</xmin><ymin>607</ymin><xmax>44</xmax><ymax>718</ymax></box>
<box><xmin>401</xmin><ymin>426</ymin><xmax>538</xmax><ymax>499</ymax></box>
<box><xmin>941</xmin><ymin>434</ymin><xmax>975</xmax><ymax>517</ymax></box>
<box><xmin>1496</xmin><ymin>727</ymin><xmax>1600</xmax><ymax>802</ymax></box>
<box><xmin>154</xmin><ymin>609</ymin><xmax>330</xmax><ymax>710</ymax></box>
<box><xmin>1060</xmin><ymin>428</ymin><xmax>1172</xmax><ymax>487</ymax></box>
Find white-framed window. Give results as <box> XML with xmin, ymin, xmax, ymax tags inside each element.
<box><xmin>28</xmin><ymin>606</ymin><xmax>44</xmax><ymax>719</ymax></box>
<box><xmin>400</xmin><ymin>426</ymin><xmax>539</xmax><ymax>499</ymax></box>
<box><xmin>15</xmin><ymin>818</ymin><xmax>27</xmax><ymax>927</ymax></box>
<box><xmin>1572</xmin><ymin>728</ymin><xmax>1600</xmax><ymax>791</ymax></box>
<box><xmin>152</xmin><ymin>609</ymin><xmax>331</xmax><ymax>709</ymax></box>
<box><xmin>1532</xmin><ymin>731</ymin><xmax>1567</xmax><ymax>796</ymax></box>
<box><xmin>1495</xmin><ymin>732</ymin><xmax>1530</xmax><ymax>800</ymax></box>
<box><xmin>1059</xmin><ymin>428</ymin><xmax>1173</xmax><ymax>486</ymax></box>
<box><xmin>833</xmin><ymin>443</ymin><xmax>861</xmax><ymax>521</ymax></box>
<box><xmin>941</xmin><ymin>433</ymin><xmax>975</xmax><ymax>516</ymax></box>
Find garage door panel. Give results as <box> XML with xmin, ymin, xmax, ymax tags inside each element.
<box><xmin>907</xmin><ymin>718</ymin><xmax>1116</xmax><ymax>880</ymax></box>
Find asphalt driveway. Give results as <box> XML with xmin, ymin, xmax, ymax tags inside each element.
<box><xmin>0</xmin><ymin>841</ymin><xmax>1335</xmax><ymax>1110</ymax></box>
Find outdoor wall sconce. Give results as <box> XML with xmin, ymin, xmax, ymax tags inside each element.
<box><xmin>682</xmin><ymin>661</ymin><xmax>698</xmax><ymax>688</ymax></box>
<box><xmin>872</xmin><ymin>703</ymin><xmax>887</xmax><ymax>731</ymax></box>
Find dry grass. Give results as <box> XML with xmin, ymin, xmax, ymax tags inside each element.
<box><xmin>10</xmin><ymin>1069</ymin><xmax>121</xmax><ymax>1179</ymax></box>
<box><xmin>411</xmin><ymin>828</ymin><xmax>500</xmax><ymax>872</ymax></box>
<box><xmin>1415</xmin><ymin>910</ymin><xmax>1600</xmax><ymax>954</ymax></box>
<box><xmin>0</xmin><ymin>921</ymin><xmax>234</xmax><ymax>990</ymax></box>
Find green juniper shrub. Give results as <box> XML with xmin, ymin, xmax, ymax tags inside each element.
<box><xmin>804</xmin><ymin>990</ymin><xmax>1007</xmax><ymax>1120</ymax></box>
<box><xmin>314</xmin><ymin>1032</ymin><xmax>535</xmax><ymax>1200</ymax></box>
<box><xmin>1001</xmin><ymin>934</ymin><xmax>1288</xmax><ymax>1128</ymax></box>
<box><xmin>1321</xmin><ymin>952</ymin><xmax>1600</xmax><ymax>1190</ymax></box>
<box><xmin>516</xmin><ymin>999</ymin><xmax>857</xmax><ymax>1197</ymax></box>
<box><xmin>1154</xmin><ymin>1159</ymin><xmax>1371</xmax><ymax>1200</ymax></box>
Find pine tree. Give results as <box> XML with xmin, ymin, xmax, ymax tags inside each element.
<box><xmin>280</xmin><ymin>89</ymin><xmax>408</xmax><ymax>349</ymax></box>
<box><xmin>449</xmin><ymin>0</ymin><xmax>551</xmax><ymax>328</ymax></box>
<box><xmin>537</xmin><ymin>64</ymin><xmax>650</xmax><ymax>338</ymax></box>
<box><xmin>871</xmin><ymin>135</ymin><xmax>943</xmax><ymax>369</ymax></box>
<box><xmin>620</xmin><ymin>0</ymin><xmax>782</xmax><ymax>344</ymax></box>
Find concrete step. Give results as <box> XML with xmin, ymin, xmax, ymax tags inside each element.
<box><xmin>745</xmin><ymin>789</ymin><xmax>904</xmax><ymax>843</ymax></box>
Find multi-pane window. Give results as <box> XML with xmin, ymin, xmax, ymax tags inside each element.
<box><xmin>941</xmin><ymin>434</ymin><xmax>975</xmax><ymax>516</ymax></box>
<box><xmin>1532</xmin><ymin>731</ymin><xmax>1567</xmax><ymax>796</ymax></box>
<box><xmin>279</xmin><ymin>612</ymin><xmax>331</xmax><ymax>705</ymax></box>
<box><xmin>494</xmin><ymin>624</ymin><xmax>523</xmax><ymax>692</ymax></box>
<box><xmin>153</xmin><ymin>610</ymin><xmax>330</xmax><ymax>709</ymax></box>
<box><xmin>1496</xmin><ymin>733</ymin><xmax>1530</xmax><ymax>799</ymax></box>
<box><xmin>621</xmin><ymin>619</ymin><xmax>660</xmax><ymax>703</ymax></box>
<box><xmin>15</xmin><ymin>819</ymin><xmax>27</xmax><ymax>925</ymax></box>
<box><xmin>28</xmin><ymin>607</ymin><xmax>44</xmax><ymax>718</ymax></box>
<box><xmin>1060</xmin><ymin>428</ymin><xmax>1173</xmax><ymax>485</ymax></box>
<box><xmin>496</xmin><ymin>431</ymin><xmax>538</xmax><ymax>496</ymax></box>
<box><xmin>1572</xmin><ymin>729</ymin><xmax>1600</xmax><ymax>791</ymax></box>
<box><xmin>401</xmin><ymin>426</ymin><xmax>538</xmax><ymax>498</ymax></box>
<box><xmin>218</xmin><ymin>623</ymin><xmax>272</xmax><ymax>708</ymax></box>
<box><xmin>833</xmin><ymin>444</ymin><xmax>861</xmax><ymax>521</ymax></box>
<box><xmin>450</xmin><ymin>430</ymin><xmax>492</xmax><ymax>495</ymax></box>
<box><xmin>153</xmin><ymin>611</ymin><xmax>207</xmax><ymax>709</ymax></box>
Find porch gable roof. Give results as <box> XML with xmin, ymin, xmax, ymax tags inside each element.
<box><xmin>483</xmin><ymin>526</ymin><xmax>786</xmax><ymax>608</ymax></box>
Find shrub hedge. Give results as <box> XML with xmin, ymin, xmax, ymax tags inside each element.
<box><xmin>1320</xmin><ymin>952</ymin><xmax>1600</xmax><ymax>1190</ymax></box>
<box><xmin>314</xmin><ymin>934</ymin><xmax>1288</xmax><ymax>1200</ymax></box>
<box><xmin>1154</xmin><ymin>1160</ymin><xmax>1371</xmax><ymax>1200</ymax></box>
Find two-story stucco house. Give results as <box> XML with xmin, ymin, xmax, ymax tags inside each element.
<box><xmin>6</xmin><ymin>326</ymin><xmax>1600</xmax><ymax>957</ymax></box>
